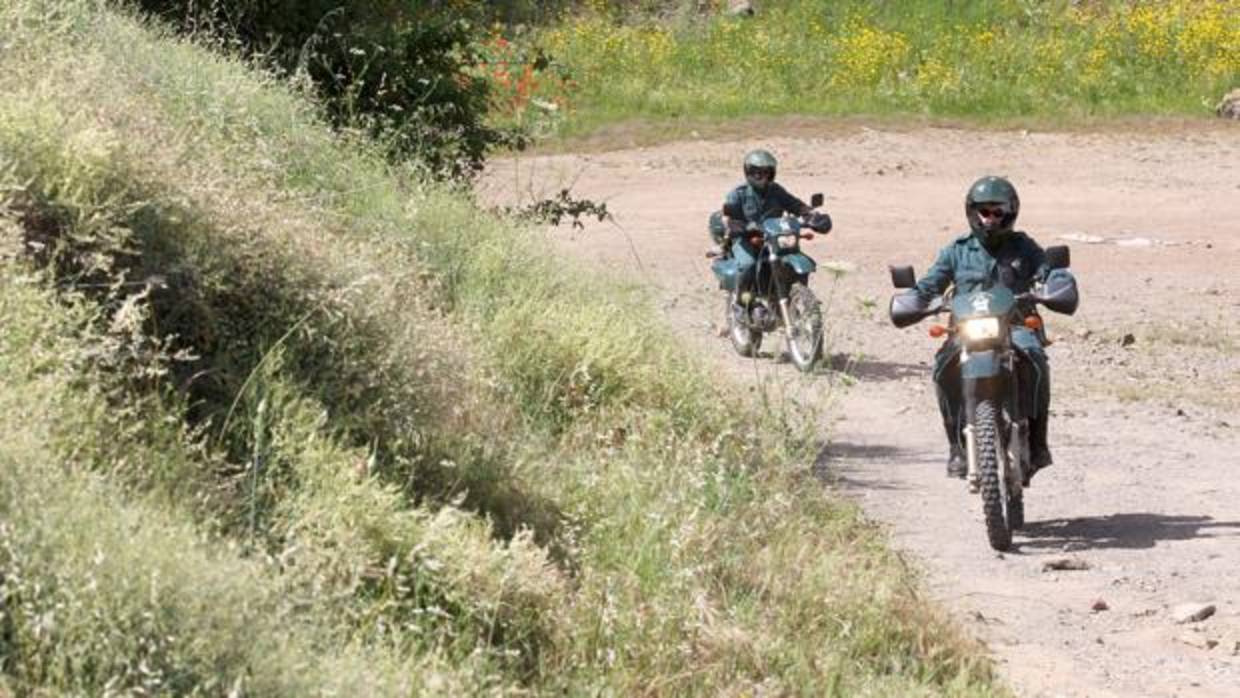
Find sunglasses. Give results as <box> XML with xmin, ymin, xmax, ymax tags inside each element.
<box><xmin>747</xmin><ymin>168</ymin><xmax>774</xmax><ymax>179</ymax></box>
<box><xmin>975</xmin><ymin>205</ymin><xmax>1009</xmax><ymax>218</ymax></box>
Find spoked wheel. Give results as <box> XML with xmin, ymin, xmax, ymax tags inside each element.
<box><xmin>726</xmin><ymin>290</ymin><xmax>761</xmax><ymax>357</ymax></box>
<box><xmin>785</xmin><ymin>283</ymin><xmax>824</xmax><ymax>373</ymax></box>
<box><xmin>976</xmin><ymin>399</ymin><xmax>1014</xmax><ymax>551</ymax></box>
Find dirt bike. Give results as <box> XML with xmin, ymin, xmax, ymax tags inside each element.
<box><xmin>707</xmin><ymin>193</ymin><xmax>831</xmax><ymax>373</ymax></box>
<box><xmin>887</xmin><ymin>245</ymin><xmax>1078</xmax><ymax>551</ymax></box>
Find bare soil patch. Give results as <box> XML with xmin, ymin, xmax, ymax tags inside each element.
<box><xmin>483</xmin><ymin>124</ymin><xmax>1240</xmax><ymax>697</ymax></box>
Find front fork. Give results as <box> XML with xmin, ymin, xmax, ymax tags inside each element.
<box><xmin>961</xmin><ymin>362</ymin><xmax>1024</xmax><ymax>496</ymax></box>
<box><xmin>777</xmin><ymin>297</ymin><xmax>795</xmax><ymax>343</ymax></box>
<box><xmin>964</xmin><ymin>423</ymin><xmax>980</xmax><ymax>491</ymax></box>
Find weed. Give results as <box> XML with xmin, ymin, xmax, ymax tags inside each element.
<box><xmin>528</xmin><ymin>0</ymin><xmax>1240</xmax><ymax>134</ymax></box>
<box><xmin>0</xmin><ymin>1</ymin><xmax>1007</xmax><ymax>694</ymax></box>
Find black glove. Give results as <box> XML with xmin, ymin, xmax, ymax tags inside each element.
<box><xmin>807</xmin><ymin>212</ymin><xmax>832</xmax><ymax>234</ymax></box>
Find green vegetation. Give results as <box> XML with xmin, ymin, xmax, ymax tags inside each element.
<box><xmin>519</xmin><ymin>0</ymin><xmax>1240</xmax><ymax>135</ymax></box>
<box><xmin>1</xmin><ymin>0</ymin><xmax>1003</xmax><ymax>694</ymax></box>
<box><xmin>133</xmin><ymin>0</ymin><xmax>531</xmax><ymax>180</ymax></box>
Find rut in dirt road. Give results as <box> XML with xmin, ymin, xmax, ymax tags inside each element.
<box><xmin>484</xmin><ymin>125</ymin><xmax>1240</xmax><ymax>698</ymax></box>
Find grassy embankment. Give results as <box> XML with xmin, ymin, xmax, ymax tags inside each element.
<box><xmin>507</xmin><ymin>0</ymin><xmax>1240</xmax><ymax>138</ymax></box>
<box><xmin>1</xmin><ymin>1</ymin><xmax>1002</xmax><ymax>695</ymax></box>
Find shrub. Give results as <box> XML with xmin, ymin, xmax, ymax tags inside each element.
<box><xmin>133</xmin><ymin>0</ymin><xmax>517</xmax><ymax>179</ymax></box>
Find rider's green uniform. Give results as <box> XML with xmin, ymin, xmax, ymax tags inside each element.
<box><xmin>722</xmin><ymin>182</ymin><xmax>807</xmax><ymax>282</ymax></box>
<box><xmin>915</xmin><ymin>230</ymin><xmax>1052</xmax><ymax>450</ymax></box>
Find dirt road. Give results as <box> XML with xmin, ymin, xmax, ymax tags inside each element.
<box><xmin>483</xmin><ymin>124</ymin><xmax>1240</xmax><ymax>697</ymax></box>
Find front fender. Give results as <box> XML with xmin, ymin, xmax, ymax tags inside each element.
<box><xmin>779</xmin><ymin>252</ymin><xmax>816</xmax><ymax>276</ymax></box>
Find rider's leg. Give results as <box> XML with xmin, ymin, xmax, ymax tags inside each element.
<box><xmin>1013</xmin><ymin>328</ymin><xmax>1052</xmax><ymax>473</ymax></box>
<box><xmin>933</xmin><ymin>339</ymin><xmax>966</xmax><ymax>478</ymax></box>
<box><xmin>731</xmin><ymin>238</ymin><xmax>758</xmax><ymax>298</ymax></box>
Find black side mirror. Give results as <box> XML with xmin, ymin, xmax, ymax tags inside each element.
<box><xmin>1046</xmin><ymin>245</ymin><xmax>1070</xmax><ymax>270</ymax></box>
<box><xmin>889</xmin><ymin>265</ymin><xmax>916</xmax><ymax>289</ymax></box>
<box><xmin>810</xmin><ymin>193</ymin><xmax>824</xmax><ymax>208</ymax></box>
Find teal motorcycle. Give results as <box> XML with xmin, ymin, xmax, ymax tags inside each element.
<box><xmin>888</xmin><ymin>246</ymin><xmax>1078</xmax><ymax>551</ymax></box>
<box><xmin>708</xmin><ymin>193</ymin><xmax>830</xmax><ymax>372</ymax></box>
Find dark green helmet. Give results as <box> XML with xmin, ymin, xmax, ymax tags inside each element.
<box><xmin>743</xmin><ymin>149</ymin><xmax>778</xmax><ymax>192</ymax></box>
<box><xmin>965</xmin><ymin>175</ymin><xmax>1020</xmax><ymax>246</ymax></box>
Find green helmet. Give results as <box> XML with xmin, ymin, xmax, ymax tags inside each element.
<box><xmin>965</xmin><ymin>175</ymin><xmax>1020</xmax><ymax>246</ymax></box>
<box><xmin>743</xmin><ymin>149</ymin><xmax>778</xmax><ymax>192</ymax></box>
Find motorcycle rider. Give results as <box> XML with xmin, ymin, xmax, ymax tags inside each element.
<box><xmin>912</xmin><ymin>176</ymin><xmax>1054</xmax><ymax>482</ymax></box>
<box><xmin>718</xmin><ymin>149</ymin><xmax>830</xmax><ymax>294</ymax></box>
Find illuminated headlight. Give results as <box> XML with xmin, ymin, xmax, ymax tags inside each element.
<box><xmin>959</xmin><ymin>317</ymin><xmax>1001</xmax><ymax>342</ymax></box>
<box><xmin>777</xmin><ymin>234</ymin><xmax>799</xmax><ymax>250</ymax></box>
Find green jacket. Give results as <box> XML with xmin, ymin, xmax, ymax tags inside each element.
<box><xmin>916</xmin><ymin>231</ymin><xmax>1049</xmax><ymax>301</ymax></box>
<box><xmin>722</xmin><ymin>182</ymin><xmax>806</xmax><ymax>224</ymax></box>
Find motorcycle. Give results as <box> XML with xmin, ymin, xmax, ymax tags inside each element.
<box><xmin>707</xmin><ymin>193</ymin><xmax>831</xmax><ymax>373</ymax></box>
<box><xmin>887</xmin><ymin>245</ymin><xmax>1079</xmax><ymax>551</ymax></box>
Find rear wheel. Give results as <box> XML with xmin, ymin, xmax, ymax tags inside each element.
<box><xmin>976</xmin><ymin>399</ymin><xmax>1013</xmax><ymax>551</ymax></box>
<box><xmin>785</xmin><ymin>283</ymin><xmax>823</xmax><ymax>373</ymax></box>
<box><xmin>727</xmin><ymin>290</ymin><xmax>761</xmax><ymax>357</ymax></box>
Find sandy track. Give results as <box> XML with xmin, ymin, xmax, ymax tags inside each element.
<box><xmin>483</xmin><ymin>124</ymin><xmax>1240</xmax><ymax>697</ymax></box>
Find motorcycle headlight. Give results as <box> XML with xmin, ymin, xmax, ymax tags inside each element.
<box><xmin>958</xmin><ymin>317</ymin><xmax>1001</xmax><ymax>342</ymax></box>
<box><xmin>776</xmin><ymin>234</ymin><xmax>799</xmax><ymax>250</ymax></box>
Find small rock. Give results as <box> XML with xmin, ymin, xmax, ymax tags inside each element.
<box><xmin>1074</xmin><ymin>328</ymin><xmax>1094</xmax><ymax>340</ymax></box>
<box><xmin>1091</xmin><ymin>598</ymin><xmax>1110</xmax><ymax>612</ymax></box>
<box><xmin>1120</xmin><ymin>333</ymin><xmax>1136</xmax><ymax>347</ymax></box>
<box><xmin>1176</xmin><ymin>634</ymin><xmax>1219</xmax><ymax>651</ymax></box>
<box><xmin>727</xmin><ymin>0</ymin><xmax>756</xmax><ymax>17</ymax></box>
<box><xmin>1176</xmin><ymin>408</ymin><xmax>1188</xmax><ymax>418</ymax></box>
<box><xmin>969</xmin><ymin>610</ymin><xmax>1002</xmax><ymax>625</ymax></box>
<box><xmin>1171</xmin><ymin>602</ymin><xmax>1216</xmax><ymax>624</ymax></box>
<box><xmin>1216</xmin><ymin>87</ymin><xmax>1240</xmax><ymax>119</ymax></box>
<box><xmin>1042</xmin><ymin>557</ymin><xmax>1091</xmax><ymax>572</ymax></box>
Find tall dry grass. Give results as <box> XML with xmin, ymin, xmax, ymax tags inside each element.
<box><xmin>0</xmin><ymin>1</ymin><xmax>1006</xmax><ymax>694</ymax></box>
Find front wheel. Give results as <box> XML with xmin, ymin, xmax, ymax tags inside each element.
<box><xmin>785</xmin><ymin>282</ymin><xmax>823</xmax><ymax>373</ymax></box>
<box><xmin>726</xmin><ymin>290</ymin><xmax>762</xmax><ymax>357</ymax></box>
<box><xmin>976</xmin><ymin>399</ymin><xmax>1013</xmax><ymax>551</ymax></box>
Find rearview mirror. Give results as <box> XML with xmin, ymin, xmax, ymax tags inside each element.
<box><xmin>810</xmin><ymin>193</ymin><xmax>824</xmax><ymax>208</ymax></box>
<box><xmin>889</xmin><ymin>265</ymin><xmax>916</xmax><ymax>289</ymax></box>
<box><xmin>1046</xmin><ymin>245</ymin><xmax>1070</xmax><ymax>270</ymax></box>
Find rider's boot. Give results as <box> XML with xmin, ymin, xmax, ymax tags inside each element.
<box><xmin>1025</xmin><ymin>413</ymin><xmax>1052</xmax><ymax>486</ymax></box>
<box><xmin>944</xmin><ymin>422</ymin><xmax>966</xmax><ymax>479</ymax></box>
<box><xmin>946</xmin><ymin>444</ymin><xmax>966</xmax><ymax>479</ymax></box>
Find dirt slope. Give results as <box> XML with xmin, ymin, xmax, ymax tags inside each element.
<box><xmin>483</xmin><ymin>124</ymin><xmax>1240</xmax><ymax>697</ymax></box>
